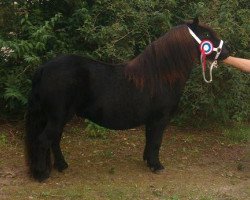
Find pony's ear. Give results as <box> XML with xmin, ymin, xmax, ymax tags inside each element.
<box><xmin>186</xmin><ymin>16</ymin><xmax>199</xmax><ymax>29</ymax></box>
<box><xmin>192</xmin><ymin>16</ymin><xmax>199</xmax><ymax>27</ymax></box>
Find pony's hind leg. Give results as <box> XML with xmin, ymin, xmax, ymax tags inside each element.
<box><xmin>51</xmin><ymin>109</ymin><xmax>74</xmax><ymax>172</ymax></box>
<box><xmin>33</xmin><ymin>124</ymin><xmax>53</xmax><ymax>181</ymax></box>
<box><xmin>52</xmin><ymin>134</ymin><xmax>68</xmax><ymax>172</ymax></box>
<box><xmin>33</xmin><ymin>117</ymin><xmax>66</xmax><ymax>181</ymax></box>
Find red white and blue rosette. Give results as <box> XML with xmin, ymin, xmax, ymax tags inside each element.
<box><xmin>200</xmin><ymin>40</ymin><xmax>213</xmax><ymax>55</ymax></box>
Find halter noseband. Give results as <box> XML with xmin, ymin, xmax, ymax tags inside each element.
<box><xmin>188</xmin><ymin>27</ymin><xmax>224</xmax><ymax>83</ymax></box>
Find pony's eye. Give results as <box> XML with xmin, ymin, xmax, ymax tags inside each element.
<box><xmin>205</xmin><ymin>33</ymin><xmax>210</xmax><ymax>37</ymax></box>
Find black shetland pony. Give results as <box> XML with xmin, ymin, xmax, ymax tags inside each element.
<box><xmin>26</xmin><ymin>18</ymin><xmax>230</xmax><ymax>181</ymax></box>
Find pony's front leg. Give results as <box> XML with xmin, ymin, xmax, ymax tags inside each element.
<box><xmin>144</xmin><ymin>116</ymin><xmax>168</xmax><ymax>172</ymax></box>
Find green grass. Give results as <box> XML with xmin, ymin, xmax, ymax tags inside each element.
<box><xmin>1</xmin><ymin>122</ymin><xmax>248</xmax><ymax>200</ymax></box>
<box><xmin>85</xmin><ymin>119</ymin><xmax>109</xmax><ymax>139</ymax></box>
<box><xmin>199</xmin><ymin>195</ymin><xmax>214</xmax><ymax>200</ymax></box>
<box><xmin>223</xmin><ymin>124</ymin><xmax>250</xmax><ymax>143</ymax></box>
<box><xmin>0</xmin><ymin>132</ymin><xmax>8</xmax><ymax>146</ymax></box>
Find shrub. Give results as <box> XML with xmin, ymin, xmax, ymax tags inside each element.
<box><xmin>0</xmin><ymin>0</ymin><xmax>249</xmax><ymax>125</ymax></box>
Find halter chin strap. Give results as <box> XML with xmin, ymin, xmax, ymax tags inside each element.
<box><xmin>188</xmin><ymin>27</ymin><xmax>224</xmax><ymax>83</ymax></box>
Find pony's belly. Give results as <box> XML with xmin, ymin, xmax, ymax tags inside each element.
<box><xmin>82</xmin><ymin>110</ymin><xmax>145</xmax><ymax>130</ymax></box>
<box><xmin>94</xmin><ymin>120</ymin><xmax>142</xmax><ymax>130</ymax></box>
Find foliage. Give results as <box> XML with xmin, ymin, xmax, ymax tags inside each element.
<box><xmin>84</xmin><ymin>119</ymin><xmax>108</xmax><ymax>139</ymax></box>
<box><xmin>0</xmin><ymin>0</ymin><xmax>249</xmax><ymax>125</ymax></box>
<box><xmin>223</xmin><ymin>123</ymin><xmax>250</xmax><ymax>143</ymax></box>
<box><xmin>173</xmin><ymin>0</ymin><xmax>250</xmax><ymax>125</ymax></box>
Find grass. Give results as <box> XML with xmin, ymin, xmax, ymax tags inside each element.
<box><xmin>5</xmin><ymin>185</ymin><xmax>216</xmax><ymax>200</ymax></box>
<box><xmin>223</xmin><ymin>124</ymin><xmax>250</xmax><ymax>143</ymax></box>
<box><xmin>84</xmin><ymin>119</ymin><xmax>109</xmax><ymax>139</ymax></box>
<box><xmin>0</xmin><ymin>132</ymin><xmax>7</xmax><ymax>146</ymax></box>
<box><xmin>0</xmin><ymin>121</ymin><xmax>248</xmax><ymax>200</ymax></box>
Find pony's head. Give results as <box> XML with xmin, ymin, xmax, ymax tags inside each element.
<box><xmin>186</xmin><ymin>17</ymin><xmax>230</xmax><ymax>61</ymax></box>
<box><xmin>125</xmin><ymin>18</ymin><xmax>230</xmax><ymax>93</ymax></box>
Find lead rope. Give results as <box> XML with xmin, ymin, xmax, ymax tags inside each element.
<box><xmin>201</xmin><ymin>50</ymin><xmax>218</xmax><ymax>83</ymax></box>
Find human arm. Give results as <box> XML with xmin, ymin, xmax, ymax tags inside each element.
<box><xmin>223</xmin><ymin>56</ymin><xmax>250</xmax><ymax>73</ymax></box>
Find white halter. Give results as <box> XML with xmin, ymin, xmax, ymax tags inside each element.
<box><xmin>188</xmin><ymin>27</ymin><xmax>224</xmax><ymax>83</ymax></box>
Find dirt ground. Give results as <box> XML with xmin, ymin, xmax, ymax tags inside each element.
<box><xmin>0</xmin><ymin>119</ymin><xmax>249</xmax><ymax>200</ymax></box>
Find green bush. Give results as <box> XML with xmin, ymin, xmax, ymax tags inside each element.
<box><xmin>0</xmin><ymin>0</ymin><xmax>249</xmax><ymax>124</ymax></box>
<box><xmin>173</xmin><ymin>0</ymin><xmax>250</xmax><ymax>124</ymax></box>
<box><xmin>84</xmin><ymin>119</ymin><xmax>108</xmax><ymax>139</ymax></box>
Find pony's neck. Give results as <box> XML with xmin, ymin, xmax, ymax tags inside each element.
<box><xmin>125</xmin><ymin>25</ymin><xmax>198</xmax><ymax>94</ymax></box>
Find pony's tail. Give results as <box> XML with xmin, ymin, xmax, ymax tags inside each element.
<box><xmin>25</xmin><ymin>68</ymin><xmax>46</xmax><ymax>174</ymax></box>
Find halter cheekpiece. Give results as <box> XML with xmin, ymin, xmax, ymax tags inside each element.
<box><xmin>188</xmin><ymin>27</ymin><xmax>224</xmax><ymax>83</ymax></box>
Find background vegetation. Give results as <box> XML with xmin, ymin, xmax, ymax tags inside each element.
<box><xmin>0</xmin><ymin>0</ymin><xmax>249</xmax><ymax>124</ymax></box>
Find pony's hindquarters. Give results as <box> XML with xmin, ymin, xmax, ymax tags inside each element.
<box><xmin>26</xmin><ymin>90</ymin><xmax>70</xmax><ymax>181</ymax></box>
<box><xmin>25</xmin><ymin>59</ymin><xmax>79</xmax><ymax>181</ymax></box>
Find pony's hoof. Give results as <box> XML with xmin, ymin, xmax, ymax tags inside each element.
<box><xmin>54</xmin><ymin>161</ymin><xmax>68</xmax><ymax>172</ymax></box>
<box><xmin>148</xmin><ymin>163</ymin><xmax>165</xmax><ymax>173</ymax></box>
<box><xmin>32</xmin><ymin>170</ymin><xmax>50</xmax><ymax>182</ymax></box>
<box><xmin>152</xmin><ymin>167</ymin><xmax>165</xmax><ymax>174</ymax></box>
